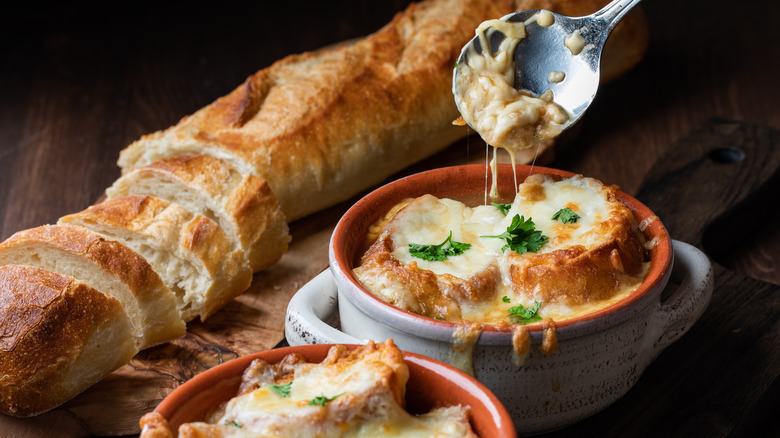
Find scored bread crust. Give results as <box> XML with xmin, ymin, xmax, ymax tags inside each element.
<box><xmin>0</xmin><ymin>264</ymin><xmax>138</xmax><ymax>417</ymax></box>
<box><xmin>106</xmin><ymin>154</ymin><xmax>290</xmax><ymax>273</ymax></box>
<box><xmin>117</xmin><ymin>0</ymin><xmax>649</xmax><ymax>222</ymax></box>
<box><xmin>0</xmin><ymin>225</ymin><xmax>184</xmax><ymax>349</ymax></box>
<box><xmin>59</xmin><ymin>195</ymin><xmax>253</xmax><ymax>322</ymax></box>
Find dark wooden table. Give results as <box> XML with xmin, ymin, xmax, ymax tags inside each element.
<box><xmin>1</xmin><ymin>1</ymin><xmax>778</xmax><ymax>437</ymax></box>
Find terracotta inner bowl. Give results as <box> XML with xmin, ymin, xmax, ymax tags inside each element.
<box><xmin>330</xmin><ymin>164</ymin><xmax>673</xmax><ymax>335</ymax></box>
<box><xmin>154</xmin><ymin>343</ymin><xmax>516</xmax><ymax>437</ymax></box>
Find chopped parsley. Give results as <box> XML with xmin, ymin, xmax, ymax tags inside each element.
<box><xmin>268</xmin><ymin>382</ymin><xmax>292</xmax><ymax>398</ymax></box>
<box><xmin>482</xmin><ymin>215</ymin><xmax>549</xmax><ymax>254</ymax></box>
<box><xmin>308</xmin><ymin>393</ymin><xmax>343</xmax><ymax>406</ymax></box>
<box><xmin>409</xmin><ymin>231</ymin><xmax>471</xmax><ymax>261</ymax></box>
<box><xmin>502</xmin><ymin>296</ymin><xmax>511</xmax><ymax>303</ymax></box>
<box><xmin>508</xmin><ymin>301</ymin><xmax>543</xmax><ymax>324</ymax></box>
<box><xmin>224</xmin><ymin>419</ymin><xmax>242</xmax><ymax>428</ymax></box>
<box><xmin>491</xmin><ymin>202</ymin><xmax>512</xmax><ymax>215</ymax></box>
<box><xmin>552</xmin><ymin>208</ymin><xmax>580</xmax><ymax>224</ymax></box>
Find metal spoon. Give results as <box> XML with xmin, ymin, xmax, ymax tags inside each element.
<box><xmin>454</xmin><ymin>0</ymin><xmax>641</xmax><ymax>132</ymax></box>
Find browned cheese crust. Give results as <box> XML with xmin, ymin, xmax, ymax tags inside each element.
<box><xmin>359</xmin><ymin>224</ymin><xmax>499</xmax><ymax>321</ymax></box>
<box><xmin>0</xmin><ymin>265</ymin><xmax>137</xmax><ymax>417</ymax></box>
<box><xmin>117</xmin><ymin>0</ymin><xmax>648</xmax><ymax>222</ymax></box>
<box><xmin>508</xmin><ymin>177</ymin><xmax>648</xmax><ymax>305</ymax></box>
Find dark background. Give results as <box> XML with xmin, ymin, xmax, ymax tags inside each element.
<box><xmin>0</xmin><ymin>1</ymin><xmax>778</xmax><ymax>436</ymax></box>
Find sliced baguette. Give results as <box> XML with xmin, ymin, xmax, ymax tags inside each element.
<box><xmin>105</xmin><ymin>154</ymin><xmax>290</xmax><ymax>273</ymax></box>
<box><xmin>116</xmin><ymin>0</ymin><xmax>648</xmax><ymax>222</ymax></box>
<box><xmin>0</xmin><ymin>264</ymin><xmax>139</xmax><ymax>417</ymax></box>
<box><xmin>0</xmin><ymin>225</ymin><xmax>184</xmax><ymax>349</ymax></box>
<box><xmin>59</xmin><ymin>195</ymin><xmax>252</xmax><ymax>322</ymax></box>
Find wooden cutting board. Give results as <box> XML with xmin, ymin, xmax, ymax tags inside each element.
<box><xmin>2</xmin><ymin>119</ymin><xmax>777</xmax><ymax>437</ymax></box>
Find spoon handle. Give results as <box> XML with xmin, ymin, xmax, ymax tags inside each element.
<box><xmin>594</xmin><ymin>0</ymin><xmax>642</xmax><ymax>32</ymax></box>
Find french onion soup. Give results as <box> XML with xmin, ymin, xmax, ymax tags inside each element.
<box><xmin>353</xmin><ymin>174</ymin><xmax>650</xmax><ymax>332</ymax></box>
<box><xmin>140</xmin><ymin>340</ymin><xmax>477</xmax><ymax>437</ymax></box>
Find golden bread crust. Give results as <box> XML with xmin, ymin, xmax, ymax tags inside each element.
<box><xmin>0</xmin><ymin>224</ymin><xmax>184</xmax><ymax>348</ymax></box>
<box><xmin>107</xmin><ymin>154</ymin><xmax>290</xmax><ymax>272</ymax></box>
<box><xmin>0</xmin><ymin>265</ymin><xmax>137</xmax><ymax>417</ymax></box>
<box><xmin>60</xmin><ymin>195</ymin><xmax>252</xmax><ymax>321</ymax></box>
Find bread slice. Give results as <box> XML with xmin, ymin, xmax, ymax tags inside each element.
<box><xmin>0</xmin><ymin>225</ymin><xmax>184</xmax><ymax>349</ymax></box>
<box><xmin>59</xmin><ymin>195</ymin><xmax>252</xmax><ymax>322</ymax></box>
<box><xmin>0</xmin><ymin>264</ymin><xmax>139</xmax><ymax>417</ymax></box>
<box><xmin>105</xmin><ymin>154</ymin><xmax>290</xmax><ymax>273</ymax></box>
<box><xmin>116</xmin><ymin>0</ymin><xmax>648</xmax><ymax>222</ymax></box>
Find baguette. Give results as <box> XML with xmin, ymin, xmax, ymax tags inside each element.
<box><xmin>0</xmin><ymin>0</ymin><xmax>650</xmax><ymax>418</ymax></box>
<box><xmin>117</xmin><ymin>0</ymin><xmax>648</xmax><ymax>221</ymax></box>
<box><xmin>59</xmin><ymin>195</ymin><xmax>252</xmax><ymax>322</ymax></box>
<box><xmin>0</xmin><ymin>265</ymin><xmax>138</xmax><ymax>417</ymax></box>
<box><xmin>105</xmin><ymin>154</ymin><xmax>290</xmax><ymax>273</ymax></box>
<box><xmin>0</xmin><ymin>225</ymin><xmax>184</xmax><ymax>349</ymax></box>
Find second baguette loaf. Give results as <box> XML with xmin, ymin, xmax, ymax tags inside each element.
<box><xmin>117</xmin><ymin>0</ymin><xmax>648</xmax><ymax>222</ymax></box>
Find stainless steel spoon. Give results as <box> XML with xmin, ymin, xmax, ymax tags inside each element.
<box><xmin>454</xmin><ymin>0</ymin><xmax>641</xmax><ymax>132</ymax></box>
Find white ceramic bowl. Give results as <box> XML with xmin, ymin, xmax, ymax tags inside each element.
<box><xmin>286</xmin><ymin>164</ymin><xmax>714</xmax><ymax>434</ymax></box>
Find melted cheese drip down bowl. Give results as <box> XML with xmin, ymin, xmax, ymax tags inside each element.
<box><xmin>289</xmin><ymin>164</ymin><xmax>714</xmax><ymax>434</ymax></box>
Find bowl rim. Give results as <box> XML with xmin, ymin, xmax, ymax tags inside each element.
<box><xmin>329</xmin><ymin>163</ymin><xmax>673</xmax><ymax>343</ymax></box>
<box><xmin>153</xmin><ymin>343</ymin><xmax>516</xmax><ymax>437</ymax></box>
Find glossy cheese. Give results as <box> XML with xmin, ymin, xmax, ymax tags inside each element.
<box><xmin>354</xmin><ymin>174</ymin><xmax>648</xmax><ymax>324</ymax></box>
<box><xmin>176</xmin><ymin>342</ymin><xmax>477</xmax><ymax>437</ymax></box>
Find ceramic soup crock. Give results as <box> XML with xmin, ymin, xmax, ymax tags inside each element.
<box><xmin>286</xmin><ymin>164</ymin><xmax>714</xmax><ymax>434</ymax></box>
<box><xmin>148</xmin><ymin>343</ymin><xmax>516</xmax><ymax>438</ymax></box>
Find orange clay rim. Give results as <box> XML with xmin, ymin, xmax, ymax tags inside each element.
<box><xmin>330</xmin><ymin>164</ymin><xmax>673</xmax><ymax>339</ymax></box>
<box><xmin>153</xmin><ymin>343</ymin><xmax>516</xmax><ymax>438</ymax></box>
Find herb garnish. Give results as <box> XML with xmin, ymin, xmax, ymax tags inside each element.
<box><xmin>409</xmin><ymin>231</ymin><xmax>471</xmax><ymax>261</ymax></box>
<box><xmin>502</xmin><ymin>296</ymin><xmax>511</xmax><ymax>303</ymax></box>
<box><xmin>482</xmin><ymin>215</ymin><xmax>549</xmax><ymax>254</ymax></box>
<box><xmin>269</xmin><ymin>382</ymin><xmax>292</xmax><ymax>398</ymax></box>
<box><xmin>491</xmin><ymin>202</ymin><xmax>512</xmax><ymax>215</ymax></box>
<box><xmin>225</xmin><ymin>419</ymin><xmax>243</xmax><ymax>428</ymax></box>
<box><xmin>552</xmin><ymin>208</ymin><xmax>580</xmax><ymax>224</ymax></box>
<box><xmin>308</xmin><ymin>393</ymin><xmax>343</xmax><ymax>406</ymax></box>
<box><xmin>508</xmin><ymin>301</ymin><xmax>543</xmax><ymax>324</ymax></box>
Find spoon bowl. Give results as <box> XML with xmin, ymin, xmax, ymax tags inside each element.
<box><xmin>453</xmin><ymin>0</ymin><xmax>641</xmax><ymax>134</ymax></box>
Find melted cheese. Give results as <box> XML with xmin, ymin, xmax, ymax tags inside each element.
<box><xmin>179</xmin><ymin>342</ymin><xmax>477</xmax><ymax>437</ymax></box>
<box><xmin>453</xmin><ymin>15</ymin><xmax>569</xmax><ymax>153</ymax></box>
<box><xmin>355</xmin><ymin>175</ymin><xmax>649</xmax><ymax>326</ymax></box>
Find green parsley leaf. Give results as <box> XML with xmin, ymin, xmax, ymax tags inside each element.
<box><xmin>508</xmin><ymin>301</ymin><xmax>543</xmax><ymax>324</ymax></box>
<box><xmin>552</xmin><ymin>208</ymin><xmax>580</xmax><ymax>224</ymax></box>
<box><xmin>268</xmin><ymin>382</ymin><xmax>292</xmax><ymax>398</ymax></box>
<box><xmin>502</xmin><ymin>296</ymin><xmax>511</xmax><ymax>303</ymax></box>
<box><xmin>491</xmin><ymin>202</ymin><xmax>512</xmax><ymax>215</ymax></box>
<box><xmin>224</xmin><ymin>419</ymin><xmax>243</xmax><ymax>428</ymax></box>
<box><xmin>308</xmin><ymin>393</ymin><xmax>343</xmax><ymax>406</ymax></box>
<box><xmin>482</xmin><ymin>215</ymin><xmax>549</xmax><ymax>254</ymax></box>
<box><xmin>409</xmin><ymin>231</ymin><xmax>471</xmax><ymax>261</ymax></box>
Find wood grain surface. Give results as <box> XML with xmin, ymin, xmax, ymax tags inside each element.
<box><xmin>0</xmin><ymin>0</ymin><xmax>778</xmax><ymax>437</ymax></box>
